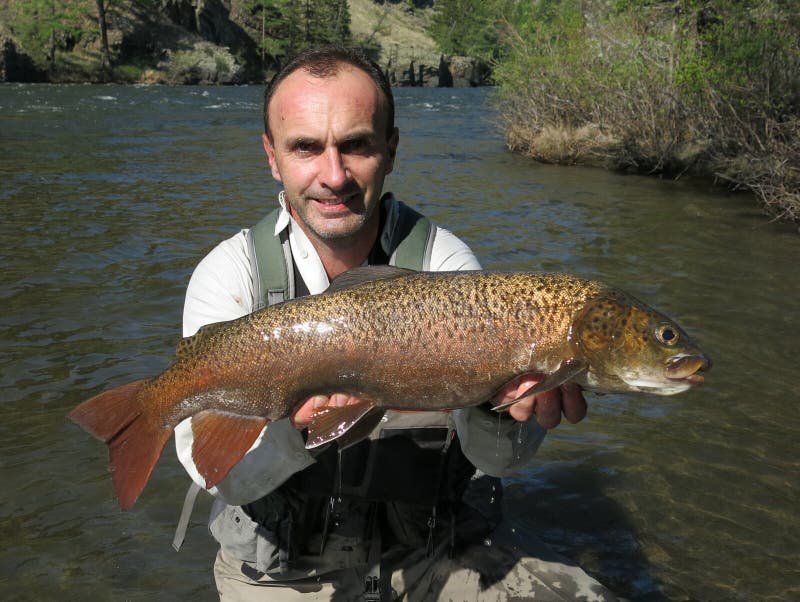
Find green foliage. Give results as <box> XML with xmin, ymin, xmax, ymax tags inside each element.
<box><xmin>488</xmin><ymin>0</ymin><xmax>800</xmax><ymax>220</ymax></box>
<box><xmin>429</xmin><ymin>0</ymin><xmax>511</xmax><ymax>61</ymax></box>
<box><xmin>244</xmin><ymin>0</ymin><xmax>351</xmax><ymax>70</ymax></box>
<box><xmin>13</xmin><ymin>0</ymin><xmax>89</xmax><ymax>67</ymax></box>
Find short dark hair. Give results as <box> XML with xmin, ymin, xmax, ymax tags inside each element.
<box><xmin>263</xmin><ymin>46</ymin><xmax>395</xmax><ymax>141</ymax></box>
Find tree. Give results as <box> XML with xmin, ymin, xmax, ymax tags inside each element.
<box><xmin>95</xmin><ymin>0</ymin><xmax>111</xmax><ymax>75</ymax></box>
<box><xmin>14</xmin><ymin>0</ymin><xmax>86</xmax><ymax>74</ymax></box>
<box><xmin>243</xmin><ymin>0</ymin><xmax>352</xmax><ymax>71</ymax></box>
<box><xmin>429</xmin><ymin>0</ymin><xmax>508</xmax><ymax>61</ymax></box>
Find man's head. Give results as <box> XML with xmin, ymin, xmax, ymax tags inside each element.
<box><xmin>263</xmin><ymin>46</ymin><xmax>395</xmax><ymax>143</ymax></box>
<box><xmin>261</xmin><ymin>46</ymin><xmax>399</xmax><ymax>246</ymax></box>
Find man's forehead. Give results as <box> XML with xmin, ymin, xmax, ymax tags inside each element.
<box><xmin>268</xmin><ymin>67</ymin><xmax>387</xmax><ymax>134</ymax></box>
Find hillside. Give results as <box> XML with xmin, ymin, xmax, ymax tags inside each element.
<box><xmin>0</xmin><ymin>0</ymin><xmax>486</xmax><ymax>86</ymax></box>
<box><xmin>348</xmin><ymin>0</ymin><xmax>440</xmax><ymax>78</ymax></box>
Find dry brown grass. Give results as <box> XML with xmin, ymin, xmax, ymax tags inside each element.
<box><xmin>493</xmin><ymin>7</ymin><xmax>800</xmax><ymax>223</ymax></box>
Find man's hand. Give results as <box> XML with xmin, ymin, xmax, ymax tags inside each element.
<box><xmin>291</xmin><ymin>393</ymin><xmax>361</xmax><ymax>429</ymax></box>
<box><xmin>493</xmin><ymin>375</ymin><xmax>587</xmax><ymax>429</ymax></box>
<box><xmin>290</xmin><ymin>376</ymin><xmax>587</xmax><ymax>431</ymax></box>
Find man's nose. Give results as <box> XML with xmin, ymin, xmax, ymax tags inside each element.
<box><xmin>319</xmin><ymin>147</ymin><xmax>349</xmax><ymax>190</ymax></box>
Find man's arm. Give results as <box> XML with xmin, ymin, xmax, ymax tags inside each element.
<box><xmin>175</xmin><ymin>232</ymin><xmax>316</xmax><ymax>505</ymax></box>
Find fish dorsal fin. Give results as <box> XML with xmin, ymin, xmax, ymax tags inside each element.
<box><xmin>492</xmin><ymin>358</ymin><xmax>588</xmax><ymax>412</ymax></box>
<box><xmin>305</xmin><ymin>400</ymin><xmax>384</xmax><ymax>449</ymax></box>
<box><xmin>326</xmin><ymin>265</ymin><xmax>415</xmax><ymax>293</ymax></box>
<box><xmin>176</xmin><ymin>322</ymin><xmax>228</xmax><ymax>359</ymax></box>
<box><xmin>191</xmin><ymin>410</ymin><xmax>268</xmax><ymax>489</ymax></box>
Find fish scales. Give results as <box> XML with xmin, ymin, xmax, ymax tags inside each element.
<box><xmin>67</xmin><ymin>268</ymin><xmax>709</xmax><ymax>510</ymax></box>
<box><xmin>156</xmin><ymin>272</ymin><xmax>603</xmax><ymax>423</ymax></box>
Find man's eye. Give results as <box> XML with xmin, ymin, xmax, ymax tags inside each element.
<box><xmin>291</xmin><ymin>140</ymin><xmax>320</xmax><ymax>155</ymax></box>
<box><xmin>341</xmin><ymin>139</ymin><xmax>370</xmax><ymax>154</ymax></box>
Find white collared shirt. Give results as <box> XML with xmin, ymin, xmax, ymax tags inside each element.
<box><xmin>175</xmin><ymin>194</ymin><xmax>545</xmax><ymax>505</ymax></box>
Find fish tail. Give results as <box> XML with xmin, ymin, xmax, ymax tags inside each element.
<box><xmin>68</xmin><ymin>379</ymin><xmax>171</xmax><ymax>511</ymax></box>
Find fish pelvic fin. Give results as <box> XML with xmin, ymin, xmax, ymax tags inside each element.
<box><xmin>492</xmin><ymin>359</ymin><xmax>588</xmax><ymax>412</ymax></box>
<box><xmin>191</xmin><ymin>411</ymin><xmax>268</xmax><ymax>489</ymax></box>
<box><xmin>305</xmin><ymin>401</ymin><xmax>384</xmax><ymax>449</ymax></box>
<box><xmin>68</xmin><ymin>379</ymin><xmax>171</xmax><ymax>511</ymax></box>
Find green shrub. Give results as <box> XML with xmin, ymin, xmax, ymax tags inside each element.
<box><xmin>491</xmin><ymin>0</ymin><xmax>800</xmax><ymax>221</ymax></box>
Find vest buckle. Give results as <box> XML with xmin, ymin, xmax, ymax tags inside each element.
<box><xmin>364</xmin><ymin>575</ymin><xmax>381</xmax><ymax>601</ymax></box>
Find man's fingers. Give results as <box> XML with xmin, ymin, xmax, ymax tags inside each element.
<box><xmin>560</xmin><ymin>382</ymin><xmax>587</xmax><ymax>424</ymax></box>
<box><xmin>291</xmin><ymin>395</ymin><xmax>327</xmax><ymax>428</ymax></box>
<box><xmin>530</xmin><ymin>388</ymin><xmax>563</xmax><ymax>429</ymax></box>
<box><xmin>291</xmin><ymin>393</ymin><xmax>365</xmax><ymax>429</ymax></box>
<box><xmin>329</xmin><ymin>393</ymin><xmax>351</xmax><ymax>407</ymax></box>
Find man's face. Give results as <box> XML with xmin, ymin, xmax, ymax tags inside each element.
<box><xmin>263</xmin><ymin>65</ymin><xmax>399</xmax><ymax>243</ymax></box>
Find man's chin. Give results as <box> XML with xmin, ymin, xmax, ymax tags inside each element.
<box><xmin>307</xmin><ymin>216</ymin><xmax>370</xmax><ymax>241</ymax></box>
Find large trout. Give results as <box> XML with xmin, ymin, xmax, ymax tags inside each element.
<box><xmin>68</xmin><ymin>267</ymin><xmax>710</xmax><ymax>510</ymax></box>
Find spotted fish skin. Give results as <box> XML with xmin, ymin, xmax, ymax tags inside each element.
<box><xmin>68</xmin><ymin>268</ymin><xmax>710</xmax><ymax>510</ymax></box>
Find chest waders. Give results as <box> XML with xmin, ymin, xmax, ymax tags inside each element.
<box><xmin>174</xmin><ymin>199</ymin><xmax>477</xmax><ymax>601</ymax></box>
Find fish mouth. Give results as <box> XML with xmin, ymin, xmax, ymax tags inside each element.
<box><xmin>665</xmin><ymin>354</ymin><xmax>711</xmax><ymax>385</ymax></box>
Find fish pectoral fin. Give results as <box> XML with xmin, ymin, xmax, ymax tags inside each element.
<box><xmin>305</xmin><ymin>402</ymin><xmax>383</xmax><ymax>449</ymax></box>
<box><xmin>492</xmin><ymin>358</ymin><xmax>588</xmax><ymax>412</ymax></box>
<box><xmin>191</xmin><ymin>411</ymin><xmax>268</xmax><ymax>489</ymax></box>
<box><xmin>332</xmin><ymin>408</ymin><xmax>387</xmax><ymax>449</ymax></box>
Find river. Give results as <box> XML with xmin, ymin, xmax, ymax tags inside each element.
<box><xmin>1</xmin><ymin>84</ymin><xmax>798</xmax><ymax>601</ymax></box>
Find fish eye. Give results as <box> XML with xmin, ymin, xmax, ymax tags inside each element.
<box><xmin>656</xmin><ymin>325</ymin><xmax>679</xmax><ymax>345</ymax></box>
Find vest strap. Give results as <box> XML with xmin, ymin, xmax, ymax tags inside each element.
<box><xmin>387</xmin><ymin>200</ymin><xmax>435</xmax><ymax>270</ymax></box>
<box><xmin>364</xmin><ymin>503</ymin><xmax>385</xmax><ymax>601</ymax></box>
<box><xmin>247</xmin><ymin>202</ymin><xmax>294</xmax><ymax>310</ymax></box>
<box><xmin>172</xmin><ymin>481</ymin><xmax>202</xmax><ymax>552</ymax></box>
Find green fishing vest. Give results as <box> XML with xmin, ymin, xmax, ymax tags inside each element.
<box><xmin>245</xmin><ymin>197</ymin><xmax>435</xmax><ymax>309</ymax></box>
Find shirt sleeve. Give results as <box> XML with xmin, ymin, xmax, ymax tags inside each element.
<box><xmin>428</xmin><ymin>226</ymin><xmax>482</xmax><ymax>272</ymax></box>
<box><xmin>427</xmin><ymin>226</ymin><xmax>548</xmax><ymax>476</ymax></box>
<box><xmin>174</xmin><ymin>230</ymin><xmax>315</xmax><ymax>505</ymax></box>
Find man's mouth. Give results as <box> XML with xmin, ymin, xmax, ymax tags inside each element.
<box><xmin>310</xmin><ymin>193</ymin><xmax>360</xmax><ymax>212</ymax></box>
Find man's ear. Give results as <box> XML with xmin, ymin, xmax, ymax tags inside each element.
<box><xmin>262</xmin><ymin>133</ymin><xmax>282</xmax><ymax>182</ymax></box>
<box><xmin>385</xmin><ymin>127</ymin><xmax>399</xmax><ymax>175</ymax></box>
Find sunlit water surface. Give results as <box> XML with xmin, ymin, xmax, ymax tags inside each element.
<box><xmin>1</xmin><ymin>84</ymin><xmax>798</xmax><ymax>601</ymax></box>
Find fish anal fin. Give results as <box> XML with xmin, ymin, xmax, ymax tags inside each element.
<box><xmin>305</xmin><ymin>401</ymin><xmax>379</xmax><ymax>449</ymax></box>
<box><xmin>326</xmin><ymin>266</ymin><xmax>414</xmax><ymax>293</ymax></box>
<box><xmin>492</xmin><ymin>359</ymin><xmax>588</xmax><ymax>412</ymax></box>
<box><xmin>191</xmin><ymin>411</ymin><xmax>267</xmax><ymax>489</ymax></box>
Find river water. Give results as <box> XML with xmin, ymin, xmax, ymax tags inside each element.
<box><xmin>1</xmin><ymin>84</ymin><xmax>798</xmax><ymax>601</ymax></box>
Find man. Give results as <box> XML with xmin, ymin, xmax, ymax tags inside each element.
<box><xmin>175</xmin><ymin>46</ymin><xmax>618</xmax><ymax>600</ymax></box>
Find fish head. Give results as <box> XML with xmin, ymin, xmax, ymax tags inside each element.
<box><xmin>572</xmin><ymin>291</ymin><xmax>711</xmax><ymax>395</ymax></box>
